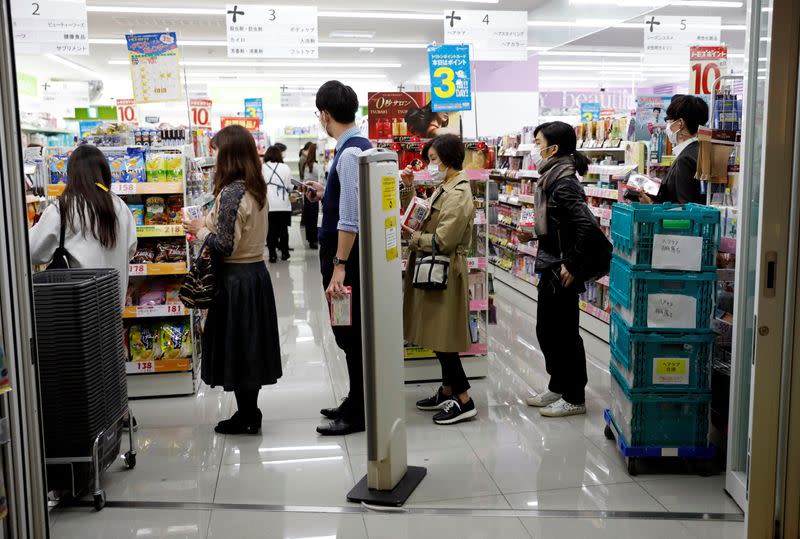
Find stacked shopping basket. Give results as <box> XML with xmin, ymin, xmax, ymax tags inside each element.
<box><xmin>33</xmin><ymin>269</ymin><xmax>136</xmax><ymax>510</ymax></box>
<box><xmin>605</xmin><ymin>203</ymin><xmax>719</xmax><ymax>476</ymax></box>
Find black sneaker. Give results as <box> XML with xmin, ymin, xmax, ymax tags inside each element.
<box><xmin>416</xmin><ymin>387</ymin><xmax>453</xmax><ymax>411</ymax></box>
<box><xmin>433</xmin><ymin>398</ymin><xmax>477</xmax><ymax>425</ymax></box>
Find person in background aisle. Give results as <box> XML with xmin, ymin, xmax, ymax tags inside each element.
<box><xmin>184</xmin><ymin>125</ymin><xmax>282</xmax><ymax>435</ymax></box>
<box><xmin>263</xmin><ymin>145</ymin><xmax>294</xmax><ymax>263</ymax></box>
<box><xmin>522</xmin><ymin>121</ymin><xmax>597</xmax><ymax>418</ymax></box>
<box><xmin>300</xmin><ymin>143</ymin><xmax>323</xmax><ymax>249</ymax></box>
<box><xmin>275</xmin><ymin>142</ymin><xmax>288</xmax><ymax>160</ymax></box>
<box><xmin>400</xmin><ymin>135</ymin><xmax>478</xmax><ymax>425</ymax></box>
<box><xmin>29</xmin><ymin>144</ymin><xmax>137</xmax><ymax>309</ymax></box>
<box><xmin>640</xmin><ymin>94</ymin><xmax>708</xmax><ymax>205</ymax></box>
<box><xmin>298</xmin><ymin>142</ymin><xmax>312</xmax><ymax>228</ymax></box>
<box><xmin>303</xmin><ymin>80</ymin><xmax>372</xmax><ymax>436</ymax></box>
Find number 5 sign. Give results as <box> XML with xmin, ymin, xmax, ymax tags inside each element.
<box><xmin>190</xmin><ymin>98</ymin><xmax>212</xmax><ymax>128</ymax></box>
<box><xmin>690</xmin><ymin>46</ymin><xmax>728</xmax><ymax>95</ymax></box>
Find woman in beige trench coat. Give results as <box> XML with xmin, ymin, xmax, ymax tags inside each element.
<box><xmin>400</xmin><ymin>134</ymin><xmax>477</xmax><ymax>426</ymax></box>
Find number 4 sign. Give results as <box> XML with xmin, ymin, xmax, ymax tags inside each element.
<box><xmin>690</xmin><ymin>46</ymin><xmax>728</xmax><ymax>95</ymax></box>
<box><xmin>443</xmin><ymin>10</ymin><xmax>527</xmax><ymax>61</ymax></box>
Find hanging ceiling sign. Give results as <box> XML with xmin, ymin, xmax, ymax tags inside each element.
<box><xmin>280</xmin><ymin>88</ymin><xmax>317</xmax><ymax>108</ymax></box>
<box><xmin>126</xmin><ymin>32</ymin><xmax>183</xmax><ymax>103</ymax></box>
<box><xmin>190</xmin><ymin>99</ymin><xmax>213</xmax><ymax>128</ymax></box>
<box><xmin>221</xmin><ymin>116</ymin><xmax>260</xmax><ymax>131</ymax></box>
<box><xmin>244</xmin><ymin>98</ymin><xmax>264</xmax><ymax>122</ymax></box>
<box><xmin>428</xmin><ymin>44</ymin><xmax>472</xmax><ymax>113</ymax></box>
<box><xmin>226</xmin><ymin>4</ymin><xmax>318</xmax><ymax>58</ymax></box>
<box><xmin>689</xmin><ymin>46</ymin><xmax>728</xmax><ymax>95</ymax></box>
<box><xmin>11</xmin><ymin>0</ymin><xmax>89</xmax><ymax>55</ymax></box>
<box><xmin>643</xmin><ymin>16</ymin><xmax>720</xmax><ymax>65</ymax></box>
<box><xmin>443</xmin><ymin>10</ymin><xmax>527</xmax><ymax>62</ymax></box>
<box><xmin>115</xmin><ymin>99</ymin><xmax>138</xmax><ymax>124</ymax></box>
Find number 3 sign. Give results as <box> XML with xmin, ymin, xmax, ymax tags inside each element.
<box><xmin>690</xmin><ymin>46</ymin><xmax>728</xmax><ymax>95</ymax></box>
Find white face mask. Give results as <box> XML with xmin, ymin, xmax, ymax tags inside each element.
<box><xmin>532</xmin><ymin>145</ymin><xmax>553</xmax><ymax>167</ymax></box>
<box><xmin>428</xmin><ymin>163</ymin><xmax>445</xmax><ymax>181</ymax></box>
<box><xmin>666</xmin><ymin>120</ymin><xmax>680</xmax><ymax>146</ymax></box>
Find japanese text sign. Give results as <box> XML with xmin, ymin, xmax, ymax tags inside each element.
<box><xmin>690</xmin><ymin>46</ymin><xmax>728</xmax><ymax>95</ymax></box>
<box><xmin>126</xmin><ymin>33</ymin><xmax>183</xmax><ymax>103</ymax></box>
<box><xmin>643</xmin><ymin>16</ymin><xmax>720</xmax><ymax>66</ymax></box>
<box><xmin>190</xmin><ymin>99</ymin><xmax>212</xmax><ymax>127</ymax></box>
<box><xmin>244</xmin><ymin>98</ymin><xmax>264</xmax><ymax>122</ymax></box>
<box><xmin>580</xmin><ymin>102</ymin><xmax>601</xmax><ymax>122</ymax></box>
<box><xmin>651</xmin><ymin>234</ymin><xmax>703</xmax><ymax>271</ymax></box>
<box><xmin>12</xmin><ymin>0</ymin><xmax>89</xmax><ymax>55</ymax></box>
<box><xmin>116</xmin><ymin>99</ymin><xmax>138</xmax><ymax>123</ymax></box>
<box><xmin>221</xmin><ymin>116</ymin><xmax>260</xmax><ymax>131</ymax></box>
<box><xmin>428</xmin><ymin>44</ymin><xmax>472</xmax><ymax>113</ymax></box>
<box><xmin>443</xmin><ymin>10</ymin><xmax>527</xmax><ymax>61</ymax></box>
<box><xmin>226</xmin><ymin>4</ymin><xmax>318</xmax><ymax>58</ymax></box>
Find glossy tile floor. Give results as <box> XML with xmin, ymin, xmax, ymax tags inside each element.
<box><xmin>51</xmin><ymin>222</ymin><xmax>745</xmax><ymax>538</ymax></box>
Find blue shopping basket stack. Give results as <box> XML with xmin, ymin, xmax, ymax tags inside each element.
<box><xmin>605</xmin><ymin>203</ymin><xmax>720</xmax><ymax>476</ymax></box>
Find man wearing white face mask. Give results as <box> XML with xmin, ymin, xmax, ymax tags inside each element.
<box><xmin>640</xmin><ymin>94</ymin><xmax>708</xmax><ymax>205</ymax></box>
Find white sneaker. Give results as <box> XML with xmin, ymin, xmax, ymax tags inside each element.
<box><xmin>526</xmin><ymin>391</ymin><xmax>562</xmax><ymax>407</ymax></box>
<box><xmin>539</xmin><ymin>398</ymin><xmax>587</xmax><ymax>418</ymax></box>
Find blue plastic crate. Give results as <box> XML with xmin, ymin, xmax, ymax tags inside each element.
<box><xmin>610</xmin><ymin>311</ymin><xmax>714</xmax><ymax>393</ymax></box>
<box><xmin>611</xmin><ymin>203</ymin><xmax>719</xmax><ymax>272</ymax></box>
<box><xmin>609</xmin><ymin>363</ymin><xmax>711</xmax><ymax>448</ymax></box>
<box><xmin>609</xmin><ymin>256</ymin><xmax>716</xmax><ymax>332</ymax></box>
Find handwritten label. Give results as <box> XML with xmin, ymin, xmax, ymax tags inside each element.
<box><xmin>651</xmin><ymin>234</ymin><xmax>702</xmax><ymax>271</ymax></box>
<box><xmin>385</xmin><ymin>217</ymin><xmax>399</xmax><ymax>261</ymax></box>
<box><xmin>647</xmin><ymin>293</ymin><xmax>697</xmax><ymax>329</ymax></box>
<box><xmin>653</xmin><ymin>358</ymin><xmax>689</xmax><ymax>385</ymax></box>
<box><xmin>381</xmin><ymin>175</ymin><xmax>398</xmax><ymax>211</ymax></box>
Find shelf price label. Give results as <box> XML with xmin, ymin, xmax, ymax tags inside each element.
<box><xmin>129</xmin><ymin>263</ymin><xmax>147</xmax><ymax>276</ymax></box>
<box><xmin>127</xmin><ymin>361</ymin><xmax>155</xmax><ymax>374</ymax></box>
<box><xmin>428</xmin><ymin>44</ymin><xmax>472</xmax><ymax>113</ymax></box>
<box><xmin>689</xmin><ymin>46</ymin><xmax>727</xmax><ymax>95</ymax></box>
<box><xmin>112</xmin><ymin>183</ymin><xmax>138</xmax><ymax>195</ymax></box>
<box><xmin>165</xmin><ymin>304</ymin><xmax>184</xmax><ymax>315</ymax></box>
<box><xmin>190</xmin><ymin>98</ymin><xmax>212</xmax><ymax>127</ymax></box>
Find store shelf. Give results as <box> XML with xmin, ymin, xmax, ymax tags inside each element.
<box><xmin>470</xmin><ymin>299</ymin><xmax>488</xmax><ymax>312</ymax></box>
<box><xmin>517</xmin><ymin>194</ymin><xmax>535</xmax><ymax>205</ymax></box>
<box><xmin>586</xmin><ymin>164</ymin><xmax>638</xmax><ymax>179</ymax></box>
<box><xmin>125</xmin><ymin>358</ymin><xmax>193</xmax><ymax>375</ymax></box>
<box><xmin>46</xmin><ymin>182</ymin><xmax>184</xmax><ymax>197</ymax></box>
<box><xmin>589</xmin><ymin>206</ymin><xmax>613</xmax><ymax>221</ymax></box>
<box><xmin>498</xmin><ymin>195</ymin><xmax>521</xmax><ymax>207</ymax></box>
<box><xmin>21</xmin><ymin>124</ymin><xmax>73</xmax><ymax>135</ymax></box>
<box><xmin>129</xmin><ymin>262</ymin><xmax>187</xmax><ymax>276</ymax></box>
<box><xmin>404</xmin><ymin>353</ymin><xmax>488</xmax><ymax>382</ymax></box>
<box><xmin>137</xmin><ymin>225</ymin><xmax>185</xmax><ymax>238</ymax></box>
<box><xmin>584</xmin><ymin>186</ymin><xmax>619</xmax><ymax>201</ymax></box>
<box><xmin>123</xmin><ymin>304</ymin><xmax>188</xmax><ymax>319</ymax></box>
<box><xmin>579</xmin><ymin>300</ymin><xmax>611</xmax><ymax>324</ymax></box>
<box><xmin>578</xmin><ymin>146</ymin><xmax>625</xmax><ymax>153</ymax></box>
<box><xmin>404</xmin><ymin>342</ymin><xmax>489</xmax><ymax>360</ymax></box>
<box><xmin>517</xmin><ymin>243</ymin><xmax>538</xmax><ymax>257</ymax></box>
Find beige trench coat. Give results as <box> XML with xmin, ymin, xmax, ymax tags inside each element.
<box><xmin>402</xmin><ymin>172</ymin><xmax>475</xmax><ymax>353</ymax></box>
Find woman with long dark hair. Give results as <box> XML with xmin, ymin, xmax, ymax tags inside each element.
<box><xmin>300</xmin><ymin>142</ymin><xmax>323</xmax><ymax>249</ymax></box>
<box><xmin>29</xmin><ymin>144</ymin><xmax>137</xmax><ymax>307</ymax></box>
<box><xmin>184</xmin><ymin>125</ymin><xmax>282</xmax><ymax>435</ymax></box>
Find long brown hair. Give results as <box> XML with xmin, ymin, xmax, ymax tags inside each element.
<box><xmin>62</xmin><ymin>145</ymin><xmax>118</xmax><ymax>248</ymax></box>
<box><xmin>304</xmin><ymin>143</ymin><xmax>317</xmax><ymax>174</ymax></box>
<box><xmin>211</xmin><ymin>125</ymin><xmax>266</xmax><ymax>209</ymax></box>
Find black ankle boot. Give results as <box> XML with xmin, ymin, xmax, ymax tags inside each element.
<box><xmin>215</xmin><ymin>410</ymin><xmax>262</xmax><ymax>435</ymax></box>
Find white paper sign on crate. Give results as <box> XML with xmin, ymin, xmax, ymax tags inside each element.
<box><xmin>651</xmin><ymin>234</ymin><xmax>703</xmax><ymax>272</ymax></box>
<box><xmin>443</xmin><ymin>10</ymin><xmax>528</xmax><ymax>61</ymax></box>
<box><xmin>226</xmin><ymin>4</ymin><xmax>318</xmax><ymax>59</ymax></box>
<box><xmin>647</xmin><ymin>293</ymin><xmax>697</xmax><ymax>329</ymax></box>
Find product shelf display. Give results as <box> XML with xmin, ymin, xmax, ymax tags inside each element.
<box><xmin>41</xmin><ymin>138</ymin><xmax>203</xmax><ymax>398</ymax></box>
<box><xmin>604</xmin><ymin>202</ymin><xmax>720</xmax><ymax>476</ymax></box>
<box><xmin>394</xmin><ymin>139</ymin><xmax>494</xmax><ymax>381</ymax></box>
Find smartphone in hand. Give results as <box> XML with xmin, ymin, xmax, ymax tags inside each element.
<box><xmin>290</xmin><ymin>178</ymin><xmax>316</xmax><ymax>198</ymax></box>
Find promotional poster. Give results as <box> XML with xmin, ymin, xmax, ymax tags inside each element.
<box><xmin>367</xmin><ymin>91</ymin><xmax>462</xmax><ymax>140</ymax></box>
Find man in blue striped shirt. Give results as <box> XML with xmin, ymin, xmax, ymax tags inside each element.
<box><xmin>304</xmin><ymin>81</ymin><xmax>372</xmax><ymax>436</ymax></box>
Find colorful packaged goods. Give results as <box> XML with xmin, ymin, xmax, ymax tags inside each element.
<box><xmin>127</xmin><ymin>204</ymin><xmax>145</xmax><ymax>226</ymax></box>
<box><xmin>145</xmin><ymin>196</ymin><xmax>168</xmax><ymax>225</ymax></box>
<box><xmin>167</xmin><ymin>195</ymin><xmax>183</xmax><ymax>224</ymax></box>
<box><xmin>129</xmin><ymin>324</ymin><xmax>160</xmax><ymax>362</ymax></box>
<box><xmin>49</xmin><ymin>154</ymin><xmax>69</xmax><ymax>184</ymax></box>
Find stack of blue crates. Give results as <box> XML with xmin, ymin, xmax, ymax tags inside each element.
<box><xmin>607</xmin><ymin>203</ymin><xmax>720</xmax><ymax>450</ymax></box>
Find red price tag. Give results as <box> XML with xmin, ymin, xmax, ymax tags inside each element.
<box><xmin>112</xmin><ymin>183</ymin><xmax>138</xmax><ymax>195</ymax></box>
<box><xmin>166</xmin><ymin>304</ymin><xmax>183</xmax><ymax>315</ymax></box>
<box><xmin>190</xmin><ymin>98</ymin><xmax>212</xmax><ymax>128</ymax></box>
<box><xmin>137</xmin><ymin>361</ymin><xmax>154</xmax><ymax>373</ymax></box>
<box><xmin>129</xmin><ymin>264</ymin><xmax>146</xmax><ymax>276</ymax></box>
<box><xmin>689</xmin><ymin>46</ymin><xmax>727</xmax><ymax>95</ymax></box>
<box><xmin>116</xmin><ymin>99</ymin><xmax>137</xmax><ymax>123</ymax></box>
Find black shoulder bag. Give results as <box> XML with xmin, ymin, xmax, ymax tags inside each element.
<box><xmin>47</xmin><ymin>208</ymin><xmax>71</xmax><ymax>270</ymax></box>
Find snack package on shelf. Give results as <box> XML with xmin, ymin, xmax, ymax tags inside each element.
<box><xmin>160</xmin><ymin>322</ymin><xmax>192</xmax><ymax>360</ymax></box>
<box><xmin>127</xmin><ymin>204</ymin><xmax>145</xmax><ymax>226</ymax></box>
<box><xmin>129</xmin><ymin>324</ymin><xmax>161</xmax><ymax>362</ymax></box>
<box><xmin>167</xmin><ymin>195</ymin><xmax>184</xmax><ymax>224</ymax></box>
<box><xmin>401</xmin><ymin>197</ymin><xmax>430</xmax><ymax>232</ymax></box>
<box><xmin>145</xmin><ymin>196</ymin><xmax>168</xmax><ymax>224</ymax></box>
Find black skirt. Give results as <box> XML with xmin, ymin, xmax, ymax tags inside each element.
<box><xmin>202</xmin><ymin>262</ymin><xmax>282</xmax><ymax>391</ymax></box>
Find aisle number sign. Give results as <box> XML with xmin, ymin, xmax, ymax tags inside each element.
<box><xmin>443</xmin><ymin>10</ymin><xmax>527</xmax><ymax>61</ymax></box>
<box><xmin>244</xmin><ymin>98</ymin><xmax>264</xmax><ymax>122</ymax></box>
<box><xmin>11</xmin><ymin>0</ymin><xmax>89</xmax><ymax>55</ymax></box>
<box><xmin>580</xmin><ymin>102</ymin><xmax>601</xmax><ymax>122</ymax></box>
<box><xmin>643</xmin><ymin>16</ymin><xmax>720</xmax><ymax>65</ymax></box>
<box><xmin>116</xmin><ymin>99</ymin><xmax>138</xmax><ymax>123</ymax></box>
<box><xmin>427</xmin><ymin>44</ymin><xmax>472</xmax><ymax>113</ymax></box>
<box><xmin>190</xmin><ymin>99</ymin><xmax>212</xmax><ymax>128</ymax></box>
<box><xmin>689</xmin><ymin>46</ymin><xmax>728</xmax><ymax>95</ymax></box>
<box><xmin>225</xmin><ymin>4</ymin><xmax>318</xmax><ymax>58</ymax></box>
<box><xmin>126</xmin><ymin>33</ymin><xmax>183</xmax><ymax>103</ymax></box>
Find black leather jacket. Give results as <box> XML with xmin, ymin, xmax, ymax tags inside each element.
<box><xmin>534</xmin><ymin>174</ymin><xmax>598</xmax><ymax>285</ymax></box>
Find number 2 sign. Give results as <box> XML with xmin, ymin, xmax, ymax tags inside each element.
<box><xmin>689</xmin><ymin>46</ymin><xmax>728</xmax><ymax>95</ymax></box>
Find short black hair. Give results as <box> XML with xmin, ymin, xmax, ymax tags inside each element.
<box><xmin>274</xmin><ymin>142</ymin><xmax>287</xmax><ymax>152</ymax></box>
<box><xmin>316</xmin><ymin>80</ymin><xmax>359</xmax><ymax>123</ymax></box>
<box><xmin>405</xmin><ymin>103</ymin><xmax>434</xmax><ymax>137</ymax></box>
<box><xmin>533</xmin><ymin>121</ymin><xmax>590</xmax><ymax>175</ymax></box>
<box><xmin>666</xmin><ymin>94</ymin><xmax>709</xmax><ymax>135</ymax></box>
<box><xmin>425</xmin><ymin>134</ymin><xmax>465</xmax><ymax>171</ymax></box>
<box><xmin>264</xmin><ymin>145</ymin><xmax>283</xmax><ymax>163</ymax></box>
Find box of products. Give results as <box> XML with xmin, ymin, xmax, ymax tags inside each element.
<box><xmin>401</xmin><ymin>197</ymin><xmax>430</xmax><ymax>232</ymax></box>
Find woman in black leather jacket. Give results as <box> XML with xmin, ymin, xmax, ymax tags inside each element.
<box><xmin>522</xmin><ymin>121</ymin><xmax>598</xmax><ymax>418</ymax></box>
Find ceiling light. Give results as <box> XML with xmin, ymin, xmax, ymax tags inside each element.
<box><xmin>528</xmin><ymin>20</ymin><xmax>624</xmax><ymax>27</ymax></box>
<box><xmin>107</xmin><ymin>60</ymin><xmax>402</xmax><ymax>68</ymax></box>
<box><xmin>329</xmin><ymin>31</ymin><xmax>375</xmax><ymax>39</ymax></box>
<box><xmin>569</xmin><ymin>0</ymin><xmax>742</xmax><ymax>6</ymax></box>
<box><xmin>527</xmin><ymin>46</ymin><xmax>550</xmax><ymax>51</ymax></box>
<box><xmin>186</xmin><ymin>73</ymin><xmax>386</xmax><ymax>79</ymax></box>
<box><xmin>359</xmin><ymin>48</ymin><xmax>375</xmax><ymax>53</ymax></box>
<box><xmin>442</xmin><ymin>0</ymin><xmax>499</xmax><ymax>3</ymax></box>
<box><xmin>87</xmin><ymin>6</ymin><xmax>223</xmax><ymax>15</ymax></box>
<box><xmin>90</xmin><ymin>37</ymin><xmax>427</xmax><ymax>50</ymax></box>
<box><xmin>318</xmin><ymin>11</ymin><xmax>440</xmax><ymax>21</ymax></box>
<box><xmin>540</xmin><ymin>60</ymin><xmax>643</xmax><ymax>67</ymax></box>
<box><xmin>44</xmin><ymin>54</ymin><xmax>96</xmax><ymax>77</ymax></box>
<box><xmin>540</xmin><ymin>75</ymin><xmax>645</xmax><ymax>82</ymax></box>
<box><xmin>538</xmin><ymin>51</ymin><xmax>643</xmax><ymax>58</ymax></box>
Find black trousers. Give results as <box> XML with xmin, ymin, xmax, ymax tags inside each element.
<box><xmin>436</xmin><ymin>351</ymin><xmax>470</xmax><ymax>395</ymax></box>
<box><xmin>267</xmin><ymin>211</ymin><xmax>291</xmax><ymax>256</ymax></box>
<box><xmin>303</xmin><ymin>199</ymin><xmax>319</xmax><ymax>245</ymax></box>
<box><xmin>320</xmin><ymin>239</ymin><xmax>364</xmax><ymax>425</ymax></box>
<box><xmin>536</xmin><ymin>269</ymin><xmax>588</xmax><ymax>405</ymax></box>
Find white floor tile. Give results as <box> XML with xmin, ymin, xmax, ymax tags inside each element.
<box><xmin>130</xmin><ymin>386</ymin><xmax>231</xmax><ymax>428</ymax></box>
<box><xmin>99</xmin><ymin>461</ymin><xmax>220</xmax><ymax>503</ymax></box>
<box><xmin>214</xmin><ymin>457</ymin><xmax>356</xmax><ymax>506</ymax></box>
<box><xmin>682</xmin><ymin>520</ymin><xmax>747</xmax><ymax>539</ymax></box>
<box><xmin>51</xmin><ymin>508</ymin><xmax>210</xmax><ymax>539</ymax></box>
<box><xmin>256</xmin><ymin>383</ymin><xmax>337</xmax><ymax>421</ymax></box>
<box><xmin>206</xmin><ymin>510</ymin><xmax>367</xmax><ymax>539</ymax></box>
<box><xmin>345</xmin><ymin>420</ymin><xmax>471</xmax><ymax>456</ymax></box>
<box><xmin>637</xmin><ymin>476</ymin><xmax>743</xmax><ymax>514</ymax></box>
<box><xmin>363</xmin><ymin>514</ymin><xmax>532</xmax><ymax>539</ymax></box>
<box><xmin>350</xmin><ymin>446</ymin><xmax>501</xmax><ymax>504</ymax></box>
<box><xmin>132</xmin><ymin>426</ymin><xmax>226</xmax><ymax>468</ymax></box>
<box><xmin>504</xmin><ymin>482</ymin><xmax>664</xmax><ymax>512</ymax></box>
<box><xmin>221</xmin><ymin>419</ymin><xmax>347</xmax><ymax>465</ymax></box>
<box><xmin>520</xmin><ymin>516</ymin><xmax>698</xmax><ymax>539</ymax></box>
<box><xmin>408</xmin><ymin>494</ymin><xmax>512</xmax><ymax>509</ymax></box>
